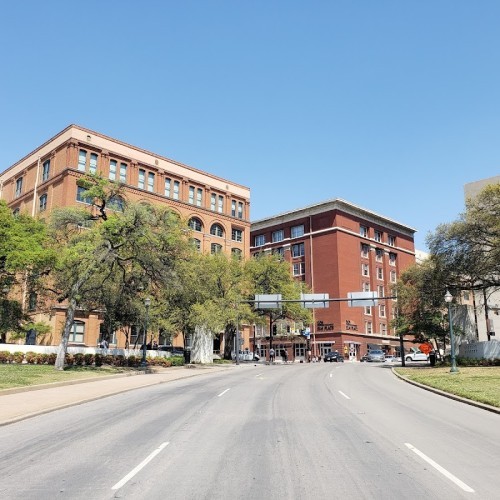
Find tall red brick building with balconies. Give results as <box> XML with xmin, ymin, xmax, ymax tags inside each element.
<box><xmin>250</xmin><ymin>199</ymin><xmax>416</xmax><ymax>361</ymax></box>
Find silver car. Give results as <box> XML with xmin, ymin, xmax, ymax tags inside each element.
<box><xmin>367</xmin><ymin>350</ymin><xmax>385</xmax><ymax>362</ymax></box>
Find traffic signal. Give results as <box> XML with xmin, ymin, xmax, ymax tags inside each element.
<box><xmin>272</xmin><ymin>324</ymin><xmax>277</xmax><ymax>335</ymax></box>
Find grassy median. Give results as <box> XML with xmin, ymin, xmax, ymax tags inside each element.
<box><xmin>395</xmin><ymin>366</ymin><xmax>500</xmax><ymax>408</ymax></box>
<box><xmin>0</xmin><ymin>365</ymin><xmax>126</xmax><ymax>390</ymax></box>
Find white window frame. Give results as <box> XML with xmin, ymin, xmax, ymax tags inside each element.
<box><xmin>109</xmin><ymin>160</ymin><xmax>117</xmax><ymax>181</ymax></box>
<box><xmin>138</xmin><ymin>169</ymin><xmax>145</xmax><ymax>189</ymax></box>
<box><xmin>376</xmin><ymin>248</ymin><xmax>383</xmax><ymax>262</ymax></box>
<box><xmin>379</xmin><ymin>304</ymin><xmax>386</xmax><ymax>317</ymax></box>
<box><xmin>292</xmin><ymin>242</ymin><xmax>304</xmax><ymax>257</ymax></box>
<box><xmin>388</xmin><ymin>235</ymin><xmax>396</xmax><ymax>247</ymax></box>
<box><xmin>218</xmin><ymin>195</ymin><xmax>224</xmax><ymax>213</ymax></box>
<box><xmin>165</xmin><ymin>178</ymin><xmax>171</xmax><ymax>197</ymax></box>
<box><xmin>377</xmin><ymin>268</ymin><xmax>383</xmax><ymax>280</ymax></box>
<box><xmin>15</xmin><ymin>177</ymin><xmax>23</xmax><ymax>197</ymax></box>
<box><xmin>42</xmin><ymin>160</ymin><xmax>50</xmax><ymax>182</ymax></box>
<box><xmin>360</xmin><ymin>225</ymin><xmax>368</xmax><ymax>237</ymax></box>
<box><xmin>120</xmin><ymin>163</ymin><xmax>127</xmax><ymax>183</ymax></box>
<box><xmin>364</xmin><ymin>306</ymin><xmax>372</xmax><ymax>315</ymax></box>
<box><xmin>362</xmin><ymin>264</ymin><xmax>369</xmax><ymax>276</ymax></box>
<box><xmin>374</xmin><ymin>230</ymin><xmax>382</xmax><ymax>242</ymax></box>
<box><xmin>188</xmin><ymin>186</ymin><xmax>195</xmax><ymax>204</ymax></box>
<box><xmin>361</xmin><ymin>244</ymin><xmax>369</xmax><ymax>258</ymax></box>
<box><xmin>365</xmin><ymin>321</ymin><xmax>373</xmax><ymax>334</ymax></box>
<box><xmin>272</xmin><ymin>230</ymin><xmax>284</xmax><ymax>243</ymax></box>
<box><xmin>196</xmin><ymin>188</ymin><xmax>203</xmax><ymax>207</ymax></box>
<box><xmin>254</xmin><ymin>234</ymin><xmax>265</xmax><ymax>247</ymax></box>
<box><xmin>293</xmin><ymin>262</ymin><xmax>305</xmax><ymax>276</ymax></box>
<box><xmin>291</xmin><ymin>224</ymin><xmax>305</xmax><ymax>238</ymax></box>
<box><xmin>173</xmin><ymin>181</ymin><xmax>180</xmax><ymax>200</ymax></box>
<box><xmin>389</xmin><ymin>253</ymin><xmax>397</xmax><ymax>266</ymax></box>
<box><xmin>147</xmin><ymin>172</ymin><xmax>155</xmax><ymax>192</ymax></box>
<box><xmin>231</xmin><ymin>228</ymin><xmax>243</xmax><ymax>242</ymax></box>
<box><xmin>89</xmin><ymin>153</ymin><xmax>98</xmax><ymax>175</ymax></box>
<box><xmin>390</xmin><ymin>270</ymin><xmax>397</xmax><ymax>283</ymax></box>
<box><xmin>211</xmin><ymin>243</ymin><xmax>222</xmax><ymax>254</ymax></box>
<box><xmin>78</xmin><ymin>150</ymin><xmax>87</xmax><ymax>172</ymax></box>
<box><xmin>39</xmin><ymin>193</ymin><xmax>47</xmax><ymax>212</ymax></box>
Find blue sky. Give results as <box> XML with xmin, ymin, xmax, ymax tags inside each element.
<box><xmin>1</xmin><ymin>0</ymin><xmax>499</xmax><ymax>251</ymax></box>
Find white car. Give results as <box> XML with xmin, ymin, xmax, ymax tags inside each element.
<box><xmin>405</xmin><ymin>349</ymin><xmax>428</xmax><ymax>362</ymax></box>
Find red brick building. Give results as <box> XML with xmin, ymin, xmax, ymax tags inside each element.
<box><xmin>250</xmin><ymin>199</ymin><xmax>416</xmax><ymax>361</ymax></box>
<box><xmin>0</xmin><ymin>125</ymin><xmax>251</xmax><ymax>349</ymax></box>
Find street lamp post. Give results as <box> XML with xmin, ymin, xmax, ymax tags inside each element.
<box><xmin>142</xmin><ymin>298</ymin><xmax>151</xmax><ymax>368</ymax></box>
<box><xmin>444</xmin><ymin>290</ymin><xmax>459</xmax><ymax>373</ymax></box>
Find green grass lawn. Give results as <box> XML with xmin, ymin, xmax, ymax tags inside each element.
<box><xmin>395</xmin><ymin>366</ymin><xmax>500</xmax><ymax>407</ymax></box>
<box><xmin>0</xmin><ymin>365</ymin><xmax>126</xmax><ymax>390</ymax></box>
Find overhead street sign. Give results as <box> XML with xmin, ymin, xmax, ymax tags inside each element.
<box><xmin>254</xmin><ymin>294</ymin><xmax>282</xmax><ymax>309</ymax></box>
<box><xmin>300</xmin><ymin>293</ymin><xmax>330</xmax><ymax>308</ymax></box>
<box><xmin>347</xmin><ymin>291</ymin><xmax>378</xmax><ymax>307</ymax></box>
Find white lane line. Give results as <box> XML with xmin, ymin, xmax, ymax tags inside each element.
<box><xmin>405</xmin><ymin>443</ymin><xmax>474</xmax><ymax>493</ymax></box>
<box><xmin>338</xmin><ymin>391</ymin><xmax>351</xmax><ymax>400</ymax></box>
<box><xmin>255</xmin><ymin>373</ymin><xmax>264</xmax><ymax>378</ymax></box>
<box><xmin>218</xmin><ymin>388</ymin><xmax>230</xmax><ymax>397</ymax></box>
<box><xmin>111</xmin><ymin>442</ymin><xmax>169</xmax><ymax>490</ymax></box>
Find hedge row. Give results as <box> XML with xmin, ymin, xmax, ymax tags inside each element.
<box><xmin>0</xmin><ymin>351</ymin><xmax>184</xmax><ymax>368</ymax></box>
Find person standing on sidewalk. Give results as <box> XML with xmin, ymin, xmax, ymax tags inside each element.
<box><xmin>269</xmin><ymin>348</ymin><xmax>275</xmax><ymax>363</ymax></box>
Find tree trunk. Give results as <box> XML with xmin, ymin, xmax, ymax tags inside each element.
<box><xmin>55</xmin><ymin>296</ymin><xmax>77</xmax><ymax>370</ymax></box>
<box><xmin>190</xmin><ymin>325</ymin><xmax>213</xmax><ymax>364</ymax></box>
<box><xmin>223</xmin><ymin>324</ymin><xmax>235</xmax><ymax>360</ymax></box>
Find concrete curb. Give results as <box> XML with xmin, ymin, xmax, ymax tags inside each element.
<box><xmin>391</xmin><ymin>368</ymin><xmax>500</xmax><ymax>415</ymax></box>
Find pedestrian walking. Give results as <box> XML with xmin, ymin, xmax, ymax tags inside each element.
<box><xmin>269</xmin><ymin>348</ymin><xmax>275</xmax><ymax>363</ymax></box>
<box><xmin>282</xmin><ymin>349</ymin><xmax>288</xmax><ymax>363</ymax></box>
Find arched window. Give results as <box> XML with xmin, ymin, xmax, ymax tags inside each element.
<box><xmin>210</xmin><ymin>223</ymin><xmax>224</xmax><ymax>238</ymax></box>
<box><xmin>108</xmin><ymin>195</ymin><xmax>125</xmax><ymax>212</ymax></box>
<box><xmin>189</xmin><ymin>217</ymin><xmax>203</xmax><ymax>232</ymax></box>
<box><xmin>211</xmin><ymin>243</ymin><xmax>223</xmax><ymax>254</ymax></box>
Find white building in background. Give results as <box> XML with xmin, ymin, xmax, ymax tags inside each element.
<box><xmin>463</xmin><ymin>176</ymin><xmax>500</xmax><ymax>344</ymax></box>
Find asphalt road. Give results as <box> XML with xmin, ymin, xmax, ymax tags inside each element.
<box><xmin>0</xmin><ymin>362</ymin><xmax>498</xmax><ymax>499</ymax></box>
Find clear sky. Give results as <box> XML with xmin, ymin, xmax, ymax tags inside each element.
<box><xmin>1</xmin><ymin>1</ymin><xmax>499</xmax><ymax>251</ymax></box>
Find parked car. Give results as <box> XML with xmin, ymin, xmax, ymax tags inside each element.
<box><xmin>405</xmin><ymin>349</ymin><xmax>428</xmax><ymax>362</ymax></box>
<box><xmin>360</xmin><ymin>354</ymin><xmax>370</xmax><ymax>362</ymax></box>
<box><xmin>323</xmin><ymin>351</ymin><xmax>344</xmax><ymax>363</ymax></box>
<box><xmin>367</xmin><ymin>350</ymin><xmax>385</xmax><ymax>362</ymax></box>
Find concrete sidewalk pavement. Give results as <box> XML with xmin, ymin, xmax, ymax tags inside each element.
<box><xmin>0</xmin><ymin>365</ymin><xmax>234</xmax><ymax>426</ymax></box>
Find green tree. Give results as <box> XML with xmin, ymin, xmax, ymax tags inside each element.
<box><xmin>427</xmin><ymin>183</ymin><xmax>500</xmax><ymax>291</ymax></box>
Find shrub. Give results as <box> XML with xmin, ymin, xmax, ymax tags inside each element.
<box><xmin>94</xmin><ymin>353</ymin><xmax>103</xmax><ymax>367</ymax></box>
<box><xmin>114</xmin><ymin>355</ymin><xmax>125</xmax><ymax>367</ymax></box>
<box><xmin>65</xmin><ymin>353</ymin><xmax>74</xmax><ymax>366</ymax></box>
<box><xmin>127</xmin><ymin>355</ymin><xmax>139</xmax><ymax>367</ymax></box>
<box><xmin>11</xmin><ymin>351</ymin><xmax>25</xmax><ymax>364</ymax></box>
<box><xmin>73</xmin><ymin>353</ymin><xmax>85</xmax><ymax>366</ymax></box>
<box><xmin>25</xmin><ymin>351</ymin><xmax>38</xmax><ymax>364</ymax></box>
<box><xmin>170</xmin><ymin>355</ymin><xmax>184</xmax><ymax>367</ymax></box>
<box><xmin>38</xmin><ymin>353</ymin><xmax>49</xmax><ymax>364</ymax></box>
<box><xmin>47</xmin><ymin>353</ymin><xmax>57</xmax><ymax>365</ymax></box>
<box><xmin>103</xmin><ymin>354</ymin><xmax>114</xmax><ymax>366</ymax></box>
<box><xmin>84</xmin><ymin>353</ymin><xmax>95</xmax><ymax>366</ymax></box>
<box><xmin>0</xmin><ymin>351</ymin><xmax>11</xmax><ymax>363</ymax></box>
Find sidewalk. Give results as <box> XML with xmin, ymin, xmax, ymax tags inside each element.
<box><xmin>0</xmin><ymin>365</ymin><xmax>234</xmax><ymax>426</ymax></box>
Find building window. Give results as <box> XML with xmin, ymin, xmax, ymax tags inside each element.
<box><xmin>173</xmin><ymin>180</ymin><xmax>180</xmax><ymax>200</ymax></box>
<box><xmin>76</xmin><ymin>186</ymin><xmax>92</xmax><ymax>204</ymax></box>
<box><xmin>109</xmin><ymin>160</ymin><xmax>117</xmax><ymax>181</ymax></box>
<box><xmin>15</xmin><ymin>178</ymin><xmax>23</xmax><ymax>197</ymax></box>
<box><xmin>218</xmin><ymin>195</ymin><xmax>224</xmax><ymax>213</ymax></box>
<box><xmin>211</xmin><ymin>243</ymin><xmax>222</xmax><ymax>254</ymax></box>
<box><xmin>39</xmin><ymin>194</ymin><xmax>47</xmax><ymax>212</ymax></box>
<box><xmin>378</xmin><ymin>285</ymin><xmax>384</xmax><ymax>298</ymax></box>
<box><xmin>365</xmin><ymin>306</ymin><xmax>372</xmax><ymax>315</ymax></box>
<box><xmin>42</xmin><ymin>160</ymin><xmax>50</xmax><ymax>182</ymax></box>
<box><xmin>232</xmin><ymin>228</ymin><xmax>243</xmax><ymax>242</ymax></box>
<box><xmin>291</xmin><ymin>224</ymin><xmax>304</xmax><ymax>238</ymax></box>
<box><xmin>165</xmin><ymin>178</ymin><xmax>171</xmax><ymax>197</ymax></box>
<box><xmin>390</xmin><ymin>270</ymin><xmax>397</xmax><ymax>283</ymax></box>
<box><xmin>196</xmin><ymin>188</ymin><xmax>203</xmax><ymax>207</ymax></box>
<box><xmin>147</xmin><ymin>172</ymin><xmax>155</xmax><ymax>192</ymax></box>
<box><xmin>12</xmin><ymin>208</ymin><xmax>20</xmax><ymax>216</ymax></box>
<box><xmin>272</xmin><ymin>230</ymin><xmax>284</xmax><ymax>243</ymax></box>
<box><xmin>211</xmin><ymin>193</ymin><xmax>217</xmax><ymax>211</ymax></box>
<box><xmin>120</xmin><ymin>163</ymin><xmax>127</xmax><ymax>183</ymax></box>
<box><xmin>376</xmin><ymin>248</ymin><xmax>383</xmax><ymax>262</ymax></box>
<box><xmin>291</xmin><ymin>242</ymin><xmax>304</xmax><ymax>257</ymax></box>
<box><xmin>254</xmin><ymin>234</ymin><xmax>265</xmax><ymax>247</ymax></box>
<box><xmin>388</xmin><ymin>235</ymin><xmax>396</xmax><ymax>247</ymax></box>
<box><xmin>361</xmin><ymin>244</ymin><xmax>369</xmax><ymax>258</ymax></box>
<box><xmin>273</xmin><ymin>247</ymin><xmax>284</xmax><ymax>258</ymax></box>
<box><xmin>189</xmin><ymin>218</ymin><xmax>203</xmax><ymax>232</ymax></box>
<box><xmin>365</xmin><ymin>321</ymin><xmax>373</xmax><ymax>334</ymax></box>
<box><xmin>293</xmin><ymin>262</ymin><xmax>305</xmax><ymax>276</ymax></box>
<box><xmin>379</xmin><ymin>304</ymin><xmax>386</xmax><ymax>317</ymax></box>
<box><xmin>231</xmin><ymin>248</ymin><xmax>242</xmax><ymax>259</ymax></box>
<box><xmin>362</xmin><ymin>264</ymin><xmax>369</xmax><ymax>276</ymax></box>
<box><xmin>374</xmin><ymin>230</ymin><xmax>382</xmax><ymax>242</ymax></box>
<box><xmin>363</xmin><ymin>282</ymin><xmax>370</xmax><ymax>292</ymax></box>
<box><xmin>231</xmin><ymin>200</ymin><xmax>237</xmax><ymax>217</ymax></box>
<box><xmin>108</xmin><ymin>196</ymin><xmax>125</xmax><ymax>212</ymax></box>
<box><xmin>238</xmin><ymin>202</ymin><xmax>243</xmax><ymax>219</ymax></box>
<box><xmin>377</xmin><ymin>268</ymin><xmax>383</xmax><ymax>280</ymax></box>
<box><xmin>210</xmin><ymin>223</ymin><xmax>224</xmax><ymax>238</ymax></box>
<box><xmin>389</xmin><ymin>253</ymin><xmax>397</xmax><ymax>266</ymax></box>
<box><xmin>380</xmin><ymin>323</ymin><xmax>387</xmax><ymax>336</ymax></box>
<box><xmin>188</xmin><ymin>186</ymin><xmax>195</xmax><ymax>204</ymax></box>
<box><xmin>193</xmin><ymin>238</ymin><xmax>201</xmax><ymax>251</ymax></box>
<box><xmin>138</xmin><ymin>169</ymin><xmax>145</xmax><ymax>189</ymax></box>
<box><xmin>69</xmin><ymin>321</ymin><xmax>85</xmax><ymax>343</ymax></box>
<box><xmin>78</xmin><ymin>150</ymin><xmax>87</xmax><ymax>171</ymax></box>
<box><xmin>360</xmin><ymin>225</ymin><xmax>368</xmax><ymax>237</ymax></box>
<box><xmin>89</xmin><ymin>153</ymin><xmax>98</xmax><ymax>175</ymax></box>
